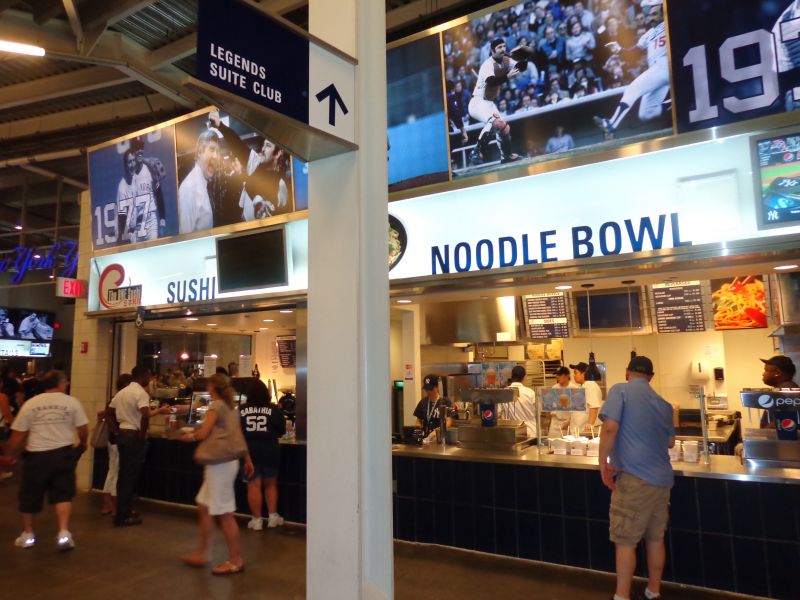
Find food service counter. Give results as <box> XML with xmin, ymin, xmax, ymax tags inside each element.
<box><xmin>92</xmin><ymin>436</ymin><xmax>796</xmax><ymax>598</ymax></box>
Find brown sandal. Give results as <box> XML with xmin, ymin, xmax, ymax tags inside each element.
<box><xmin>211</xmin><ymin>560</ymin><xmax>245</xmax><ymax>575</ymax></box>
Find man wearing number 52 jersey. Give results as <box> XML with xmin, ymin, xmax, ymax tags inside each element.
<box><xmin>593</xmin><ymin>0</ymin><xmax>669</xmax><ymax>136</ymax></box>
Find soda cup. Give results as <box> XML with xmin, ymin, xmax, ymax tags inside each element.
<box><xmin>775</xmin><ymin>411</ymin><xmax>799</xmax><ymax>441</ymax></box>
<box><xmin>479</xmin><ymin>402</ymin><xmax>496</xmax><ymax>427</ymax></box>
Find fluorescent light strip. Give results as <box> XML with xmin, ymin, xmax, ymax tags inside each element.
<box><xmin>0</xmin><ymin>40</ymin><xmax>45</xmax><ymax>57</ymax></box>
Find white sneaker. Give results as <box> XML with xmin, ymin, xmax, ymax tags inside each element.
<box><xmin>56</xmin><ymin>531</ymin><xmax>75</xmax><ymax>551</ymax></box>
<box><xmin>14</xmin><ymin>532</ymin><xmax>35</xmax><ymax>548</ymax></box>
<box><xmin>247</xmin><ymin>517</ymin><xmax>263</xmax><ymax>531</ymax></box>
<box><xmin>267</xmin><ymin>513</ymin><xmax>284</xmax><ymax>528</ymax></box>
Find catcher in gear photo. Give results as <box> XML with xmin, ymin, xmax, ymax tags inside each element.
<box><xmin>468</xmin><ymin>38</ymin><xmax>531</xmax><ymax>166</ymax></box>
<box><xmin>593</xmin><ymin>0</ymin><xmax>670</xmax><ymax>136</ymax></box>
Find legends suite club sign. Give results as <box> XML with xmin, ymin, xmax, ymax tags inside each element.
<box><xmin>195</xmin><ymin>0</ymin><xmax>356</xmax><ymax>151</ymax></box>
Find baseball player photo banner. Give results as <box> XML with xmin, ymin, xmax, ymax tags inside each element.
<box><xmin>88</xmin><ymin>126</ymin><xmax>179</xmax><ymax>250</ymax></box>
<box><xmin>174</xmin><ymin>109</ymin><xmax>298</xmax><ymax>236</ymax></box>
<box><xmin>438</xmin><ymin>0</ymin><xmax>673</xmax><ymax>180</ymax></box>
<box><xmin>667</xmin><ymin>0</ymin><xmax>800</xmax><ymax>134</ymax></box>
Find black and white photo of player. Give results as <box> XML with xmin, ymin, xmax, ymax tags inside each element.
<box><xmin>17</xmin><ymin>312</ymin><xmax>53</xmax><ymax>341</ymax></box>
<box><xmin>88</xmin><ymin>126</ymin><xmax>178</xmax><ymax>249</ymax></box>
<box><xmin>774</xmin><ymin>0</ymin><xmax>800</xmax><ymax>111</ymax></box>
<box><xmin>593</xmin><ymin>0</ymin><xmax>669</xmax><ymax>137</ymax></box>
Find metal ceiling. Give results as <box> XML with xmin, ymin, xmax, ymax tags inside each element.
<box><xmin>0</xmin><ymin>0</ymin><xmax>476</xmax><ymax>256</ymax></box>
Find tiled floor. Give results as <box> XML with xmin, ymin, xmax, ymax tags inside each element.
<box><xmin>0</xmin><ymin>475</ymin><xmax>760</xmax><ymax>599</ymax></box>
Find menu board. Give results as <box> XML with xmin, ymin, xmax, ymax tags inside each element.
<box><xmin>524</xmin><ymin>293</ymin><xmax>569</xmax><ymax>339</ymax></box>
<box><xmin>276</xmin><ymin>335</ymin><xmax>296</xmax><ymax>368</ymax></box>
<box><xmin>651</xmin><ymin>281</ymin><xmax>706</xmax><ymax>333</ymax></box>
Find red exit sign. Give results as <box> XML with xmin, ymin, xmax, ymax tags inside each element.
<box><xmin>55</xmin><ymin>277</ymin><xmax>86</xmax><ymax>299</ymax></box>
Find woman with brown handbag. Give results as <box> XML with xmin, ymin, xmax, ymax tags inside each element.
<box><xmin>179</xmin><ymin>374</ymin><xmax>253</xmax><ymax>575</ymax></box>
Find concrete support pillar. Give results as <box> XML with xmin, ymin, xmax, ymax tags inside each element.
<box><xmin>307</xmin><ymin>0</ymin><xmax>392</xmax><ymax>598</ymax></box>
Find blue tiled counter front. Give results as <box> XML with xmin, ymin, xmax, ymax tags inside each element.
<box><xmin>392</xmin><ymin>445</ymin><xmax>799</xmax><ymax>599</ymax></box>
<box><xmin>92</xmin><ymin>438</ymin><xmax>307</xmax><ymax>524</ymax></box>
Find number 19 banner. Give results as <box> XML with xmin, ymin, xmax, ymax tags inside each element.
<box><xmin>668</xmin><ymin>0</ymin><xmax>800</xmax><ymax>133</ymax></box>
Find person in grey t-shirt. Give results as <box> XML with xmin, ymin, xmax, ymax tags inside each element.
<box><xmin>599</xmin><ymin>355</ymin><xmax>675</xmax><ymax>600</ymax></box>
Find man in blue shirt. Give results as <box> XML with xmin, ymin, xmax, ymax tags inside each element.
<box><xmin>599</xmin><ymin>355</ymin><xmax>675</xmax><ymax>600</ymax></box>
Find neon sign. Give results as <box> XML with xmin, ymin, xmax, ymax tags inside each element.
<box><xmin>0</xmin><ymin>242</ymin><xmax>79</xmax><ymax>285</ymax></box>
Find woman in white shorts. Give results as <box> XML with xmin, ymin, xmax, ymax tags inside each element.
<box><xmin>180</xmin><ymin>374</ymin><xmax>253</xmax><ymax>575</ymax></box>
<box><xmin>101</xmin><ymin>374</ymin><xmax>133</xmax><ymax>517</ymax></box>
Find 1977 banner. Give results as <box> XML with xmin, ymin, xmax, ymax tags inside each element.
<box><xmin>668</xmin><ymin>0</ymin><xmax>800</xmax><ymax>133</ymax></box>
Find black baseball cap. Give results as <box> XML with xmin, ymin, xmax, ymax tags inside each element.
<box><xmin>761</xmin><ymin>355</ymin><xmax>796</xmax><ymax>373</ymax></box>
<box><xmin>569</xmin><ymin>362</ymin><xmax>589</xmax><ymax>373</ymax></box>
<box><xmin>491</xmin><ymin>38</ymin><xmax>506</xmax><ymax>51</ymax></box>
<box><xmin>554</xmin><ymin>366</ymin><xmax>570</xmax><ymax>376</ymax></box>
<box><xmin>627</xmin><ymin>355</ymin><xmax>655</xmax><ymax>376</ymax></box>
<box><xmin>422</xmin><ymin>374</ymin><xmax>440</xmax><ymax>391</ymax></box>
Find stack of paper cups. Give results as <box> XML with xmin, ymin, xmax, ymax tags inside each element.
<box><xmin>682</xmin><ymin>440</ymin><xmax>699</xmax><ymax>463</ymax></box>
<box><xmin>669</xmin><ymin>440</ymin><xmax>682</xmax><ymax>462</ymax></box>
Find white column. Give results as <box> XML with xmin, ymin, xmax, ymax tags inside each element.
<box><xmin>307</xmin><ymin>0</ymin><xmax>392</xmax><ymax>599</ymax></box>
<box><xmin>401</xmin><ymin>306</ymin><xmax>422</xmax><ymax>426</ymax></box>
<box><xmin>118</xmin><ymin>322</ymin><xmax>139</xmax><ymax>375</ymax></box>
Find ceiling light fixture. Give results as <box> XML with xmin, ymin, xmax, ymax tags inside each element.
<box><xmin>279</xmin><ymin>310</ymin><xmax>293</xmax><ymax>314</ymax></box>
<box><xmin>33</xmin><ymin>254</ymin><xmax>41</xmax><ymax>259</ymax></box>
<box><xmin>13</xmin><ymin>225</ymin><xmax>22</xmax><ymax>231</ymax></box>
<box><xmin>185</xmin><ymin>317</ymin><xmax>198</xmax><ymax>321</ymax></box>
<box><xmin>206</xmin><ymin>323</ymin><xmax>217</xmax><ymax>326</ymax></box>
<box><xmin>396</xmin><ymin>299</ymin><xmax>412</xmax><ymax>304</ymax></box>
<box><xmin>259</xmin><ymin>327</ymin><xmax>269</xmax><ymax>330</ymax></box>
<box><xmin>179</xmin><ymin>351</ymin><xmax>190</xmax><ymax>360</ymax></box>
<box><xmin>773</xmin><ymin>264</ymin><xmax>799</xmax><ymax>271</ymax></box>
<box><xmin>554</xmin><ymin>285</ymin><xmax>572</xmax><ymax>290</ymax></box>
<box><xmin>263</xmin><ymin>319</ymin><xmax>274</xmax><ymax>322</ymax></box>
<box><xmin>0</xmin><ymin>40</ymin><xmax>45</xmax><ymax>57</ymax></box>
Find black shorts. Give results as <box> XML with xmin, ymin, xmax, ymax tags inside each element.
<box><xmin>19</xmin><ymin>446</ymin><xmax>78</xmax><ymax>514</ymax></box>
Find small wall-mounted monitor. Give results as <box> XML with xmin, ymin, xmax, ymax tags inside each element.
<box><xmin>752</xmin><ymin>130</ymin><xmax>800</xmax><ymax>229</ymax></box>
<box><xmin>215</xmin><ymin>226</ymin><xmax>289</xmax><ymax>293</ymax></box>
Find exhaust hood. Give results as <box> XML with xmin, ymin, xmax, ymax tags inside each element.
<box><xmin>422</xmin><ymin>297</ymin><xmax>519</xmax><ymax>345</ymax></box>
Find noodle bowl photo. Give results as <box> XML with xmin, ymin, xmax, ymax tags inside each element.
<box><xmin>711</xmin><ymin>275</ymin><xmax>768</xmax><ymax>330</ymax></box>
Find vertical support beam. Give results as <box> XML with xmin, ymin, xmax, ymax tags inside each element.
<box><xmin>19</xmin><ymin>176</ymin><xmax>28</xmax><ymax>246</ymax></box>
<box><xmin>401</xmin><ymin>306</ymin><xmax>422</xmax><ymax>427</ymax></box>
<box><xmin>307</xmin><ymin>0</ymin><xmax>391</xmax><ymax>598</ymax></box>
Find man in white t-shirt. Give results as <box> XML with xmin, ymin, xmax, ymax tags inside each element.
<box><xmin>549</xmin><ymin>366</ymin><xmax>578</xmax><ymax>437</ymax></box>
<box><xmin>570</xmin><ymin>361</ymin><xmax>604</xmax><ymax>430</ymax></box>
<box><xmin>504</xmin><ymin>365</ymin><xmax>538</xmax><ymax>438</ymax></box>
<box><xmin>109</xmin><ymin>366</ymin><xmax>165</xmax><ymax>527</ymax></box>
<box><xmin>2</xmin><ymin>370</ymin><xmax>88</xmax><ymax>551</ymax></box>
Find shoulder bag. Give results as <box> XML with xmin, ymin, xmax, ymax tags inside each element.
<box><xmin>91</xmin><ymin>402</ymin><xmax>112</xmax><ymax>449</ymax></box>
<box><xmin>194</xmin><ymin>401</ymin><xmax>248</xmax><ymax>465</ymax></box>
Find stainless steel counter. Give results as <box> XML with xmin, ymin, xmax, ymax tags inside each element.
<box><xmin>391</xmin><ymin>443</ymin><xmax>800</xmax><ymax>485</ymax></box>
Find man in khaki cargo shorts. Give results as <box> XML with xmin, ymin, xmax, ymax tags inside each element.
<box><xmin>599</xmin><ymin>356</ymin><xmax>675</xmax><ymax>600</ymax></box>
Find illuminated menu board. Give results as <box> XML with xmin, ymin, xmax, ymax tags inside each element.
<box><xmin>652</xmin><ymin>281</ymin><xmax>706</xmax><ymax>333</ymax></box>
<box><xmin>524</xmin><ymin>293</ymin><xmax>569</xmax><ymax>339</ymax></box>
<box><xmin>276</xmin><ymin>335</ymin><xmax>296</xmax><ymax>368</ymax></box>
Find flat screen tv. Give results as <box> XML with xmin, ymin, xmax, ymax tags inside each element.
<box><xmin>752</xmin><ymin>130</ymin><xmax>800</xmax><ymax>229</ymax></box>
<box><xmin>575</xmin><ymin>289</ymin><xmax>643</xmax><ymax>330</ymax></box>
<box><xmin>0</xmin><ymin>308</ymin><xmax>55</xmax><ymax>341</ymax></box>
<box><xmin>216</xmin><ymin>227</ymin><xmax>289</xmax><ymax>293</ymax></box>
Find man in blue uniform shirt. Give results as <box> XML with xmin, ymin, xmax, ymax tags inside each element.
<box><xmin>599</xmin><ymin>355</ymin><xmax>675</xmax><ymax>600</ymax></box>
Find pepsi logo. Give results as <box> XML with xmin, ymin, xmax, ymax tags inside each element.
<box><xmin>784</xmin><ymin>152</ymin><xmax>795</xmax><ymax>162</ymax></box>
<box><xmin>482</xmin><ymin>409</ymin><xmax>493</xmax><ymax>419</ymax></box>
<box><xmin>758</xmin><ymin>394</ymin><xmax>775</xmax><ymax>408</ymax></box>
<box><xmin>778</xmin><ymin>418</ymin><xmax>797</xmax><ymax>432</ymax></box>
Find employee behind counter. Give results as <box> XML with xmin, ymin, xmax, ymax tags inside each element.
<box><xmin>413</xmin><ymin>374</ymin><xmax>453</xmax><ymax>442</ymax></box>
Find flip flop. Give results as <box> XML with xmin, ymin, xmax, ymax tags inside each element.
<box><xmin>181</xmin><ymin>554</ymin><xmax>209</xmax><ymax>568</ymax></box>
<box><xmin>211</xmin><ymin>561</ymin><xmax>245</xmax><ymax>576</ymax></box>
